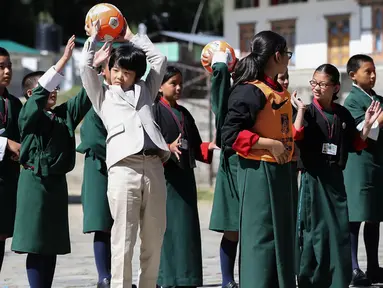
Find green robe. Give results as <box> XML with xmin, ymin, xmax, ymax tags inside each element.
<box><xmin>296</xmin><ymin>104</ymin><xmax>358</xmax><ymax>287</ymax></box>
<box><xmin>343</xmin><ymin>85</ymin><xmax>383</xmax><ymax>222</ymax></box>
<box><xmin>0</xmin><ymin>89</ymin><xmax>22</xmax><ymax>237</ymax></box>
<box><xmin>158</xmin><ymin>163</ymin><xmax>203</xmax><ymax>287</ymax></box>
<box><xmin>77</xmin><ymin>107</ymin><xmax>112</xmax><ymax>233</ymax></box>
<box><xmin>208</xmin><ymin>62</ymin><xmax>239</xmax><ymax>232</ymax></box>
<box><xmin>297</xmin><ymin>167</ymin><xmax>351</xmax><ymax>288</ymax></box>
<box><xmin>238</xmin><ymin>159</ymin><xmax>296</xmax><ymax>288</ymax></box>
<box><xmin>12</xmin><ymin>85</ymin><xmax>91</xmax><ymax>255</ymax></box>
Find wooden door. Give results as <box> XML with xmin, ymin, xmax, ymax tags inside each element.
<box><xmin>327</xmin><ymin>16</ymin><xmax>350</xmax><ymax>66</ymax></box>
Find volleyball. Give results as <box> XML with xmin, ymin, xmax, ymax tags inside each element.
<box><xmin>85</xmin><ymin>3</ymin><xmax>125</xmax><ymax>41</ymax></box>
<box><xmin>201</xmin><ymin>41</ymin><xmax>237</xmax><ymax>73</ymax></box>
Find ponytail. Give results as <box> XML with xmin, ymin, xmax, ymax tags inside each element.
<box><xmin>232</xmin><ymin>31</ymin><xmax>287</xmax><ymax>88</ymax></box>
<box><xmin>232</xmin><ymin>53</ymin><xmax>264</xmax><ymax>88</ymax></box>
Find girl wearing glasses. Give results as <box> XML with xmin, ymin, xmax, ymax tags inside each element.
<box><xmin>221</xmin><ymin>30</ymin><xmax>297</xmax><ymax>288</ymax></box>
<box><xmin>294</xmin><ymin>64</ymin><xmax>380</xmax><ymax>288</ymax></box>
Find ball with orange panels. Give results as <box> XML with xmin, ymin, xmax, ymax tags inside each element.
<box><xmin>85</xmin><ymin>3</ymin><xmax>125</xmax><ymax>41</ymax></box>
<box><xmin>201</xmin><ymin>40</ymin><xmax>237</xmax><ymax>73</ymax></box>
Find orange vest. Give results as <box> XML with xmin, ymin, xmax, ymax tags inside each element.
<box><xmin>238</xmin><ymin>80</ymin><xmax>294</xmax><ymax>163</ymax></box>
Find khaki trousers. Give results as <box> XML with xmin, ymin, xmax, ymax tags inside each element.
<box><xmin>107</xmin><ymin>155</ymin><xmax>167</xmax><ymax>288</ymax></box>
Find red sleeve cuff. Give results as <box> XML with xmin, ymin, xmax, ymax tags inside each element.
<box><xmin>232</xmin><ymin>130</ymin><xmax>260</xmax><ymax>156</ymax></box>
<box><xmin>293</xmin><ymin>126</ymin><xmax>304</xmax><ymax>141</ymax></box>
<box><xmin>353</xmin><ymin>134</ymin><xmax>368</xmax><ymax>151</ymax></box>
<box><xmin>199</xmin><ymin>142</ymin><xmax>213</xmax><ymax>164</ymax></box>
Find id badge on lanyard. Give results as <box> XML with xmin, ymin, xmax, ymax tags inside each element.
<box><xmin>322</xmin><ymin>143</ymin><xmax>337</xmax><ymax>155</ymax></box>
<box><xmin>313</xmin><ymin>103</ymin><xmax>338</xmax><ymax>156</ymax></box>
<box><xmin>160</xmin><ymin>100</ymin><xmax>188</xmax><ymax>150</ymax></box>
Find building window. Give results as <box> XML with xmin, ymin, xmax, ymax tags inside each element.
<box><xmin>239</xmin><ymin>23</ymin><xmax>255</xmax><ymax>56</ymax></box>
<box><xmin>272</xmin><ymin>20</ymin><xmax>296</xmax><ymax>65</ymax></box>
<box><xmin>235</xmin><ymin>0</ymin><xmax>259</xmax><ymax>9</ymax></box>
<box><xmin>373</xmin><ymin>6</ymin><xmax>383</xmax><ymax>54</ymax></box>
<box><xmin>327</xmin><ymin>15</ymin><xmax>350</xmax><ymax>66</ymax></box>
<box><xmin>270</xmin><ymin>0</ymin><xmax>307</xmax><ymax>5</ymax></box>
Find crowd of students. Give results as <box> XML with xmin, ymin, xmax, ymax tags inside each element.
<box><xmin>0</xmin><ymin>16</ymin><xmax>382</xmax><ymax>288</ymax></box>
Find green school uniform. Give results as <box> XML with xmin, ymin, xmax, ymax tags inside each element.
<box><xmin>12</xmin><ymin>84</ymin><xmax>91</xmax><ymax>255</ymax></box>
<box><xmin>238</xmin><ymin>159</ymin><xmax>295</xmax><ymax>288</ymax></box>
<box><xmin>343</xmin><ymin>85</ymin><xmax>383</xmax><ymax>222</ymax></box>
<box><xmin>296</xmin><ymin>102</ymin><xmax>359</xmax><ymax>287</ymax></box>
<box><xmin>208</xmin><ymin>62</ymin><xmax>240</xmax><ymax>232</ymax></box>
<box><xmin>154</xmin><ymin>100</ymin><xmax>212</xmax><ymax>287</ymax></box>
<box><xmin>77</xmin><ymin>107</ymin><xmax>113</xmax><ymax>233</ymax></box>
<box><xmin>0</xmin><ymin>89</ymin><xmax>22</xmax><ymax>237</ymax></box>
<box><xmin>222</xmin><ymin>80</ymin><xmax>296</xmax><ymax>288</ymax></box>
<box><xmin>158</xmin><ymin>165</ymin><xmax>203</xmax><ymax>286</ymax></box>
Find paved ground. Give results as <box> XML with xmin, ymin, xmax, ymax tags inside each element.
<box><xmin>0</xmin><ymin>201</ymin><xmax>382</xmax><ymax>288</ymax></box>
<box><xmin>0</xmin><ymin>202</ymin><xmax>231</xmax><ymax>287</ymax></box>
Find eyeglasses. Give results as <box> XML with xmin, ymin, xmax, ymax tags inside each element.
<box><xmin>286</xmin><ymin>51</ymin><xmax>293</xmax><ymax>59</ymax></box>
<box><xmin>309</xmin><ymin>80</ymin><xmax>333</xmax><ymax>89</ymax></box>
<box><xmin>54</xmin><ymin>86</ymin><xmax>60</xmax><ymax>92</ymax></box>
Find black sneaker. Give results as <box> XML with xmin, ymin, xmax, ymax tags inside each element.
<box><xmin>97</xmin><ymin>278</ymin><xmax>110</xmax><ymax>288</ymax></box>
<box><xmin>366</xmin><ymin>267</ymin><xmax>383</xmax><ymax>284</ymax></box>
<box><xmin>224</xmin><ymin>281</ymin><xmax>238</xmax><ymax>288</ymax></box>
<box><xmin>350</xmin><ymin>268</ymin><xmax>372</xmax><ymax>287</ymax></box>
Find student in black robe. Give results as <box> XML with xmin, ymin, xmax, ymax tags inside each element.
<box><xmin>153</xmin><ymin>66</ymin><xmax>215</xmax><ymax>288</ymax></box>
<box><xmin>0</xmin><ymin>47</ymin><xmax>22</xmax><ymax>272</ymax></box>
<box><xmin>294</xmin><ymin>64</ymin><xmax>381</xmax><ymax>288</ymax></box>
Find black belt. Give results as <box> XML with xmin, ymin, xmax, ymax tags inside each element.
<box><xmin>135</xmin><ymin>149</ymin><xmax>159</xmax><ymax>156</ymax></box>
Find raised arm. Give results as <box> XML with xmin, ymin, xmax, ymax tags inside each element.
<box><xmin>120</xmin><ymin>23</ymin><xmax>166</xmax><ymax>100</ymax></box>
<box><xmin>210</xmin><ymin>52</ymin><xmax>231</xmax><ymax>118</ymax></box>
<box><xmin>54</xmin><ymin>87</ymin><xmax>92</xmax><ymax>129</ymax></box>
<box><xmin>19</xmin><ymin>68</ymin><xmax>63</xmax><ymax>138</ymax></box>
<box><xmin>344</xmin><ymin>96</ymin><xmax>380</xmax><ymax>141</ymax></box>
<box><xmin>79</xmin><ymin>22</ymin><xmax>109</xmax><ymax>112</ymax></box>
<box><xmin>19</xmin><ymin>36</ymin><xmax>74</xmax><ymax>137</ymax></box>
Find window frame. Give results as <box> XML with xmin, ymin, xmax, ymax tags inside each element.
<box><xmin>326</xmin><ymin>14</ymin><xmax>351</xmax><ymax>66</ymax></box>
<box><xmin>271</xmin><ymin>19</ymin><xmax>297</xmax><ymax>65</ymax></box>
<box><xmin>270</xmin><ymin>0</ymin><xmax>307</xmax><ymax>6</ymax></box>
<box><xmin>372</xmin><ymin>5</ymin><xmax>383</xmax><ymax>55</ymax></box>
<box><xmin>238</xmin><ymin>22</ymin><xmax>256</xmax><ymax>56</ymax></box>
<box><xmin>235</xmin><ymin>0</ymin><xmax>259</xmax><ymax>9</ymax></box>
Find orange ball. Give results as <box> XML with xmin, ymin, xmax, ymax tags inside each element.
<box><xmin>201</xmin><ymin>41</ymin><xmax>237</xmax><ymax>73</ymax></box>
<box><xmin>85</xmin><ymin>3</ymin><xmax>125</xmax><ymax>41</ymax></box>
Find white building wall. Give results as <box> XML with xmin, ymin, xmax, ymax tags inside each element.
<box><xmin>224</xmin><ymin>0</ymin><xmax>373</xmax><ymax>69</ymax></box>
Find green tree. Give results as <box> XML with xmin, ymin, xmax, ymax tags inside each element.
<box><xmin>1</xmin><ymin>0</ymin><xmax>223</xmax><ymax>48</ymax></box>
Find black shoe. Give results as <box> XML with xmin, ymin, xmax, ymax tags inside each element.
<box><xmin>97</xmin><ymin>278</ymin><xmax>110</xmax><ymax>288</ymax></box>
<box><xmin>366</xmin><ymin>267</ymin><xmax>383</xmax><ymax>284</ymax></box>
<box><xmin>350</xmin><ymin>268</ymin><xmax>371</xmax><ymax>286</ymax></box>
<box><xmin>132</xmin><ymin>285</ymin><xmax>137</xmax><ymax>288</ymax></box>
<box><xmin>224</xmin><ymin>282</ymin><xmax>238</xmax><ymax>288</ymax></box>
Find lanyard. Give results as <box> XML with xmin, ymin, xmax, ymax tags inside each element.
<box><xmin>313</xmin><ymin>102</ymin><xmax>336</xmax><ymax>140</ymax></box>
<box><xmin>0</xmin><ymin>97</ymin><xmax>8</xmax><ymax>125</ymax></box>
<box><xmin>159</xmin><ymin>98</ymin><xmax>184</xmax><ymax>135</ymax></box>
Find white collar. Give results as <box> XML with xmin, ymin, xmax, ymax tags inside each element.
<box><xmin>352</xmin><ymin>83</ymin><xmax>374</xmax><ymax>99</ymax></box>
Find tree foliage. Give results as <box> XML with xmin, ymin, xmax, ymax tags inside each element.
<box><xmin>0</xmin><ymin>0</ymin><xmax>223</xmax><ymax>47</ymax></box>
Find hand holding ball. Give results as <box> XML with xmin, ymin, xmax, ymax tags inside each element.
<box><xmin>201</xmin><ymin>41</ymin><xmax>237</xmax><ymax>73</ymax></box>
<box><xmin>85</xmin><ymin>3</ymin><xmax>125</xmax><ymax>41</ymax></box>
